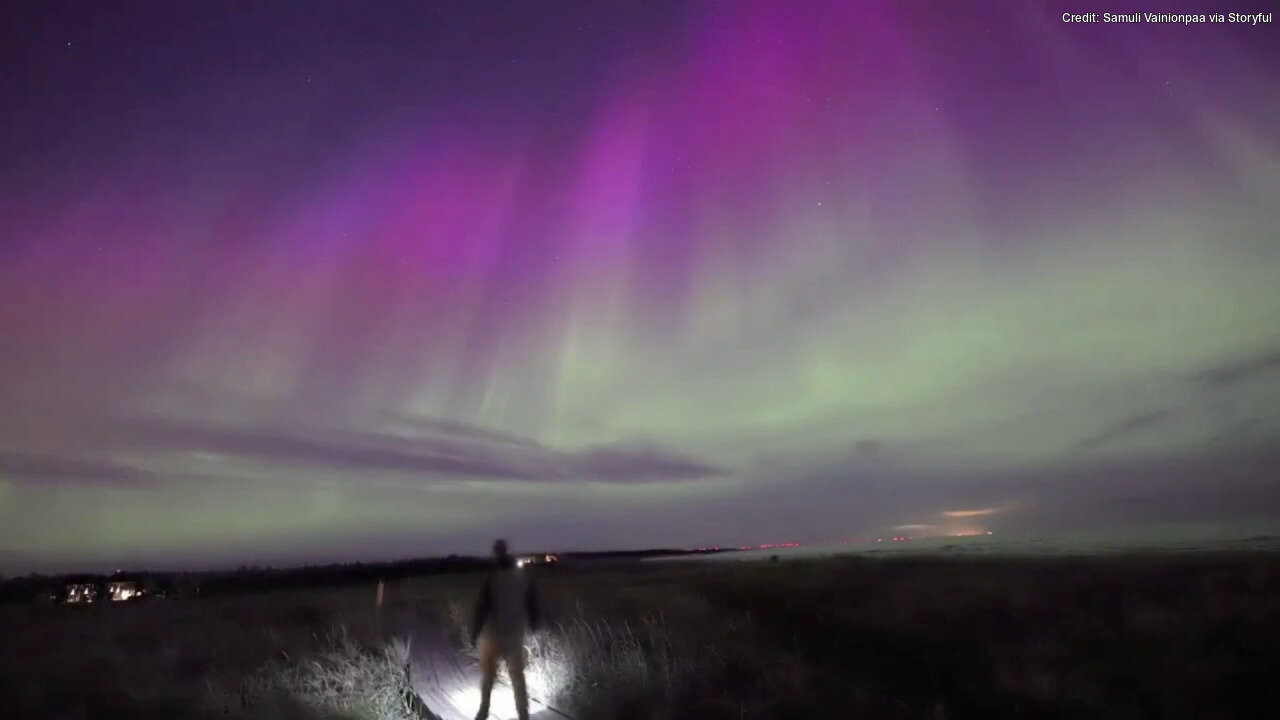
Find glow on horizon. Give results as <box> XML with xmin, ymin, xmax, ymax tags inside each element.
<box><xmin>942</xmin><ymin>509</ymin><xmax>1003</xmax><ymax>518</ymax></box>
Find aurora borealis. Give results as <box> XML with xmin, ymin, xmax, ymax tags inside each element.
<box><xmin>2</xmin><ymin>1</ymin><xmax>1278</xmax><ymax>572</ymax></box>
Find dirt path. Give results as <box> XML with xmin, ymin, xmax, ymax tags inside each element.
<box><xmin>406</xmin><ymin>624</ymin><xmax>570</xmax><ymax>720</ymax></box>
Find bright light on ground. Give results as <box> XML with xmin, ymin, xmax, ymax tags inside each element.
<box><xmin>455</xmin><ymin>685</ymin><xmax>521</xmax><ymax>720</ymax></box>
<box><xmin>432</xmin><ymin>635</ymin><xmax>572</xmax><ymax>720</ymax></box>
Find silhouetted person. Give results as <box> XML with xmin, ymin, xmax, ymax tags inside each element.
<box><xmin>470</xmin><ymin>539</ymin><xmax>541</xmax><ymax>720</ymax></box>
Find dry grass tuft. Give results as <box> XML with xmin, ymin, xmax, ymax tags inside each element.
<box><xmin>212</xmin><ymin>626</ymin><xmax>421</xmax><ymax>720</ymax></box>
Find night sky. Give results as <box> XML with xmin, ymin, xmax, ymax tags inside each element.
<box><xmin>2</xmin><ymin>1</ymin><xmax>1278</xmax><ymax>573</ymax></box>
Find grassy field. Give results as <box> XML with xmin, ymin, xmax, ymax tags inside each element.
<box><xmin>2</xmin><ymin>552</ymin><xmax>1277</xmax><ymax>719</ymax></box>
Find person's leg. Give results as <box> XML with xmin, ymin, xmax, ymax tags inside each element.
<box><xmin>505</xmin><ymin>643</ymin><xmax>530</xmax><ymax>720</ymax></box>
<box><xmin>475</xmin><ymin>633</ymin><xmax>498</xmax><ymax>720</ymax></box>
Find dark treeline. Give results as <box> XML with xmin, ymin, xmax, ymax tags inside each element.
<box><xmin>197</xmin><ymin>554</ymin><xmax>494</xmax><ymax>596</ymax></box>
<box><xmin>563</xmin><ymin>548</ymin><xmax>713</xmax><ymax>559</ymax></box>
<box><xmin>0</xmin><ymin>555</ymin><xmax>488</xmax><ymax>604</ymax></box>
<box><xmin>0</xmin><ymin>547</ymin><xmax>722</xmax><ymax>604</ymax></box>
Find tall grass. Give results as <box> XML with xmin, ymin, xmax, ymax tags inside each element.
<box><xmin>431</xmin><ymin>577</ymin><xmax>807</xmax><ymax>719</ymax></box>
<box><xmin>0</xmin><ymin>586</ymin><xmax>413</xmax><ymax>719</ymax></box>
<box><xmin>210</xmin><ymin>627</ymin><xmax>420</xmax><ymax>720</ymax></box>
<box><xmin>420</xmin><ymin>555</ymin><xmax>1280</xmax><ymax>719</ymax></box>
<box><xmin>4</xmin><ymin>554</ymin><xmax>1277</xmax><ymax>719</ymax></box>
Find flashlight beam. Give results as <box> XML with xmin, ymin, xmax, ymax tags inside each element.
<box><xmin>407</xmin><ymin>624</ymin><xmax>573</xmax><ymax>720</ymax></box>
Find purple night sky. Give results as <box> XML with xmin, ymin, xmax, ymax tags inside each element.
<box><xmin>2</xmin><ymin>1</ymin><xmax>1278</xmax><ymax>572</ymax></box>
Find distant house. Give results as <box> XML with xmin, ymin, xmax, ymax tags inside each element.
<box><xmin>62</xmin><ymin>580</ymin><xmax>145</xmax><ymax>603</ymax></box>
<box><xmin>107</xmin><ymin>581</ymin><xmax>142</xmax><ymax>601</ymax></box>
<box><xmin>64</xmin><ymin>583</ymin><xmax>96</xmax><ymax>604</ymax></box>
<box><xmin>515</xmin><ymin>553</ymin><xmax>559</xmax><ymax>568</ymax></box>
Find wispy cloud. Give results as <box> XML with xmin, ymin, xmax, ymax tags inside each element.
<box><xmin>1195</xmin><ymin>350</ymin><xmax>1280</xmax><ymax>388</ymax></box>
<box><xmin>0</xmin><ymin>452</ymin><xmax>158</xmax><ymax>487</ymax></box>
<box><xmin>116</xmin><ymin>419</ymin><xmax>540</xmax><ymax>480</ymax></box>
<box><xmin>572</xmin><ymin>444</ymin><xmax>731</xmax><ymax>481</ymax></box>
<box><xmin>380</xmin><ymin>413</ymin><xmax>543</xmax><ymax>448</ymax></box>
<box><xmin>92</xmin><ymin>416</ymin><xmax>730</xmax><ymax>485</ymax></box>
<box><xmin>1074</xmin><ymin>409</ymin><xmax>1176</xmax><ymax>451</ymax></box>
<box><xmin>852</xmin><ymin>439</ymin><xmax>883</xmax><ymax>457</ymax></box>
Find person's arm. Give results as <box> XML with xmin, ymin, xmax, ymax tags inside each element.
<box><xmin>524</xmin><ymin>577</ymin><xmax>541</xmax><ymax>632</ymax></box>
<box><xmin>470</xmin><ymin>578</ymin><xmax>491</xmax><ymax>645</ymax></box>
